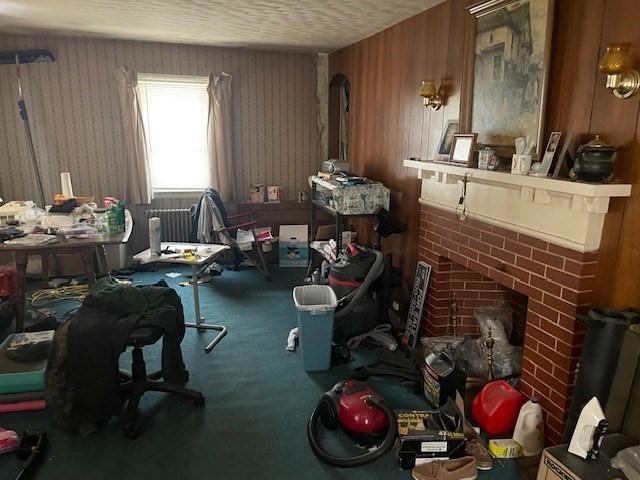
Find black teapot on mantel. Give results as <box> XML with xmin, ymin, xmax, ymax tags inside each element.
<box><xmin>572</xmin><ymin>135</ymin><xmax>617</xmax><ymax>182</ymax></box>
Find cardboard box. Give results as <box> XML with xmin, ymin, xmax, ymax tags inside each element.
<box><xmin>488</xmin><ymin>439</ymin><xmax>522</xmax><ymax>458</ymax></box>
<box><xmin>395</xmin><ymin>410</ymin><xmax>466</xmax><ymax>469</ymax></box>
<box><xmin>536</xmin><ymin>445</ymin><xmax>625</xmax><ymax>480</ymax></box>
<box><xmin>279</xmin><ymin>225</ymin><xmax>308</xmax><ymax>267</ymax></box>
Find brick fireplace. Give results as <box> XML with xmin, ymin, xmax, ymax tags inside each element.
<box><xmin>418</xmin><ymin>204</ymin><xmax>599</xmax><ymax>442</ymax></box>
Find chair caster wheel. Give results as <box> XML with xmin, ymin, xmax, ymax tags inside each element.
<box><xmin>193</xmin><ymin>395</ymin><xmax>205</xmax><ymax>407</ymax></box>
<box><xmin>124</xmin><ymin>423</ymin><xmax>141</xmax><ymax>439</ymax></box>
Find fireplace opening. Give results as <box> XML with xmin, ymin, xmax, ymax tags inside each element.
<box><xmin>425</xmin><ymin>257</ymin><xmax>529</xmax><ymax>348</ymax></box>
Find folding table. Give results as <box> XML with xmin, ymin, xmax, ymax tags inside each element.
<box><xmin>133</xmin><ymin>242</ymin><xmax>230</xmax><ymax>353</ymax></box>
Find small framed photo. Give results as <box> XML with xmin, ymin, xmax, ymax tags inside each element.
<box><xmin>537</xmin><ymin>131</ymin><xmax>562</xmax><ymax>176</ymax></box>
<box><xmin>450</xmin><ymin>133</ymin><xmax>477</xmax><ymax>166</ymax></box>
<box><xmin>438</xmin><ymin>119</ymin><xmax>459</xmax><ymax>155</ymax></box>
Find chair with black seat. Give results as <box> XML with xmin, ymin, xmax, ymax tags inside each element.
<box><xmin>120</xmin><ymin>325</ymin><xmax>204</xmax><ymax>439</ymax></box>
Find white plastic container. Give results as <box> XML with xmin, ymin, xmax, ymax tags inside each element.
<box><xmin>513</xmin><ymin>399</ymin><xmax>545</xmax><ymax>456</ymax></box>
<box><xmin>293</xmin><ymin>285</ymin><xmax>337</xmax><ymax>371</ymax></box>
<box><xmin>148</xmin><ymin>217</ymin><xmax>161</xmax><ymax>257</ymax></box>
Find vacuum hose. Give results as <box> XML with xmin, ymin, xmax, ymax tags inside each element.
<box><xmin>335</xmin><ymin>249</ymin><xmax>384</xmax><ymax>319</ymax></box>
<box><xmin>307</xmin><ymin>395</ymin><xmax>397</xmax><ymax>467</ymax></box>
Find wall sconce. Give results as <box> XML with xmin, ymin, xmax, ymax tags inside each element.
<box><xmin>419</xmin><ymin>79</ymin><xmax>443</xmax><ymax>110</ymax></box>
<box><xmin>598</xmin><ymin>42</ymin><xmax>640</xmax><ymax>99</ymax></box>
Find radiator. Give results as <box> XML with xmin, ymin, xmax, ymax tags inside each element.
<box><xmin>145</xmin><ymin>208</ymin><xmax>191</xmax><ymax>242</ymax></box>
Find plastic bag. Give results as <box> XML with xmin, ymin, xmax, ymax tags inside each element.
<box><xmin>422</xmin><ymin>334</ymin><xmax>523</xmax><ymax>380</ymax></box>
<box><xmin>611</xmin><ymin>445</ymin><xmax>640</xmax><ymax>480</ymax></box>
<box><xmin>0</xmin><ymin>428</ymin><xmax>19</xmax><ymax>455</ymax></box>
<box><xmin>474</xmin><ymin>305</ymin><xmax>514</xmax><ymax>340</ymax></box>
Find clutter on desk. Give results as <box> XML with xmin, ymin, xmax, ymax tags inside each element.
<box><xmin>0</xmin><ymin>201</ymin><xmax>37</xmax><ymax>224</ymax></box>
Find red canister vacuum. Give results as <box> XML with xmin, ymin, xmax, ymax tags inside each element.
<box><xmin>307</xmin><ymin>379</ymin><xmax>397</xmax><ymax>467</ymax></box>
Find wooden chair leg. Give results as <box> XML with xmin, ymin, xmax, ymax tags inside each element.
<box><xmin>255</xmin><ymin>242</ymin><xmax>271</xmax><ymax>280</ymax></box>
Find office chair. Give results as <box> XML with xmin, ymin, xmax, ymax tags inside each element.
<box><xmin>120</xmin><ymin>325</ymin><xmax>204</xmax><ymax>439</ymax></box>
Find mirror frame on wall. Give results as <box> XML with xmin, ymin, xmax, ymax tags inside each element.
<box><xmin>329</xmin><ymin>73</ymin><xmax>350</xmax><ymax>161</ymax></box>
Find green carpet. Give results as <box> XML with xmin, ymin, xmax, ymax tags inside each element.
<box><xmin>0</xmin><ymin>266</ymin><xmax>526</xmax><ymax>479</ymax></box>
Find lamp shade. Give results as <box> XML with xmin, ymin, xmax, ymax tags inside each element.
<box><xmin>419</xmin><ymin>79</ymin><xmax>437</xmax><ymax>98</ymax></box>
<box><xmin>599</xmin><ymin>43</ymin><xmax>632</xmax><ymax>74</ymax></box>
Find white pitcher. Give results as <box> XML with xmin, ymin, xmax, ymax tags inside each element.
<box><xmin>513</xmin><ymin>399</ymin><xmax>545</xmax><ymax>456</ymax></box>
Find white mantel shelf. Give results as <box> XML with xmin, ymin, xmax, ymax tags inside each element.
<box><xmin>403</xmin><ymin>159</ymin><xmax>633</xmax><ymax>252</ymax></box>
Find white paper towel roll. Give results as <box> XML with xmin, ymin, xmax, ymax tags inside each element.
<box><xmin>149</xmin><ymin>217</ymin><xmax>161</xmax><ymax>256</ymax></box>
<box><xmin>60</xmin><ymin>172</ymin><xmax>74</xmax><ymax>197</ymax></box>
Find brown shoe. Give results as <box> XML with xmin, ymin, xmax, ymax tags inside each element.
<box><xmin>412</xmin><ymin>456</ymin><xmax>477</xmax><ymax>480</ymax></box>
<box><xmin>466</xmin><ymin>438</ymin><xmax>492</xmax><ymax>471</ymax></box>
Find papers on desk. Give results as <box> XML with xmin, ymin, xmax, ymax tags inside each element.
<box><xmin>4</xmin><ymin>234</ymin><xmax>58</xmax><ymax>246</ymax></box>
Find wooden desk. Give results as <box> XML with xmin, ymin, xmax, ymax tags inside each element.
<box><xmin>0</xmin><ymin>215</ymin><xmax>132</xmax><ymax>331</ymax></box>
<box><xmin>133</xmin><ymin>242</ymin><xmax>230</xmax><ymax>354</ymax></box>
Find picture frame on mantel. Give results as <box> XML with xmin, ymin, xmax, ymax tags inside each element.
<box><xmin>460</xmin><ymin>0</ymin><xmax>555</xmax><ymax>158</ymax></box>
<box><xmin>438</xmin><ymin>119</ymin><xmax>460</xmax><ymax>156</ymax></box>
<box><xmin>450</xmin><ymin>133</ymin><xmax>478</xmax><ymax>166</ymax></box>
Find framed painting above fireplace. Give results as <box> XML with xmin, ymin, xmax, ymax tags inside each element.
<box><xmin>461</xmin><ymin>0</ymin><xmax>555</xmax><ymax>157</ymax></box>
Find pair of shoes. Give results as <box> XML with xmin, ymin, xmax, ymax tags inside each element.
<box><xmin>455</xmin><ymin>390</ymin><xmax>492</xmax><ymax>471</ymax></box>
<box><xmin>412</xmin><ymin>456</ymin><xmax>477</xmax><ymax>480</ymax></box>
<box><xmin>465</xmin><ymin>437</ymin><xmax>493</xmax><ymax>471</ymax></box>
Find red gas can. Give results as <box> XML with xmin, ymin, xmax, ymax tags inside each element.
<box><xmin>471</xmin><ymin>380</ymin><xmax>526</xmax><ymax>437</ymax></box>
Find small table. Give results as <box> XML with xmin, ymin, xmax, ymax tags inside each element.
<box><xmin>0</xmin><ymin>213</ymin><xmax>132</xmax><ymax>331</ymax></box>
<box><xmin>133</xmin><ymin>242</ymin><xmax>230</xmax><ymax>354</ymax></box>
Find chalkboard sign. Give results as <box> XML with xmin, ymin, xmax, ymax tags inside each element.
<box><xmin>404</xmin><ymin>261</ymin><xmax>432</xmax><ymax>349</ymax></box>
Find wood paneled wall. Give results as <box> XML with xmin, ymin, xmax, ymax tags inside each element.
<box><xmin>330</xmin><ymin>0</ymin><xmax>640</xmax><ymax>308</ymax></box>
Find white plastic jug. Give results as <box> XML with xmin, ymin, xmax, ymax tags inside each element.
<box><xmin>513</xmin><ymin>399</ymin><xmax>545</xmax><ymax>456</ymax></box>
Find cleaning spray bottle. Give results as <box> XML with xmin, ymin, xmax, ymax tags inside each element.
<box><xmin>513</xmin><ymin>398</ymin><xmax>545</xmax><ymax>456</ymax></box>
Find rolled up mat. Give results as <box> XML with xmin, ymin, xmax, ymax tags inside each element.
<box><xmin>563</xmin><ymin>309</ymin><xmax>630</xmax><ymax>441</ymax></box>
<box><xmin>0</xmin><ymin>391</ymin><xmax>44</xmax><ymax>404</ymax></box>
<box><xmin>0</xmin><ymin>399</ymin><xmax>45</xmax><ymax>413</ymax></box>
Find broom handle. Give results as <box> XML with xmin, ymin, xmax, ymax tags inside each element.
<box><xmin>15</xmin><ymin>53</ymin><xmax>46</xmax><ymax>208</ymax></box>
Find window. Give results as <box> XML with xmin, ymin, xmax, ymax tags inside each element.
<box><xmin>137</xmin><ymin>74</ymin><xmax>209</xmax><ymax>193</ymax></box>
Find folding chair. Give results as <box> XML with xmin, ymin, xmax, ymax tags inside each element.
<box><xmin>193</xmin><ymin>188</ymin><xmax>271</xmax><ymax>280</ymax></box>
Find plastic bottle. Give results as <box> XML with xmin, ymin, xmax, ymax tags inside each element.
<box><xmin>116</xmin><ymin>201</ymin><xmax>126</xmax><ymax>233</ymax></box>
<box><xmin>512</xmin><ymin>398</ymin><xmax>545</xmax><ymax>456</ymax></box>
<box><xmin>148</xmin><ymin>217</ymin><xmax>161</xmax><ymax>257</ymax></box>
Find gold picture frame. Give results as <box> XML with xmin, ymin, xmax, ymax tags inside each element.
<box><xmin>460</xmin><ymin>0</ymin><xmax>555</xmax><ymax>157</ymax></box>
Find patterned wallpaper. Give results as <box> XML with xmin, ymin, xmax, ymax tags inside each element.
<box><xmin>0</xmin><ymin>34</ymin><xmax>322</xmax><ymax>204</ymax></box>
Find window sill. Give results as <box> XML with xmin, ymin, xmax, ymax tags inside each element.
<box><xmin>152</xmin><ymin>190</ymin><xmax>203</xmax><ymax>199</ymax></box>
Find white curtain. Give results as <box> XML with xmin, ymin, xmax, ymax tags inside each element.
<box><xmin>115</xmin><ymin>67</ymin><xmax>151</xmax><ymax>204</ymax></box>
<box><xmin>207</xmin><ymin>73</ymin><xmax>236</xmax><ymax>202</ymax></box>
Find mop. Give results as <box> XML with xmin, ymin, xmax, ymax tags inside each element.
<box><xmin>0</xmin><ymin>50</ymin><xmax>55</xmax><ymax>207</ymax></box>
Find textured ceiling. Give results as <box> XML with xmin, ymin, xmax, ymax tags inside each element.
<box><xmin>0</xmin><ymin>0</ymin><xmax>445</xmax><ymax>52</ymax></box>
